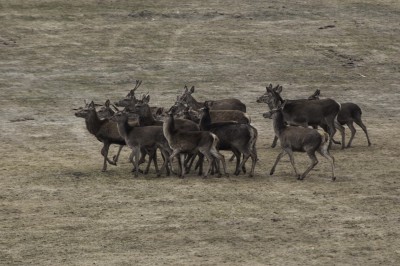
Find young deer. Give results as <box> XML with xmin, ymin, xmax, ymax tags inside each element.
<box><xmin>74</xmin><ymin>101</ymin><xmax>125</xmax><ymax>172</ymax></box>
<box><xmin>263</xmin><ymin>102</ymin><xmax>335</xmax><ymax>181</ymax></box>
<box><xmin>178</xmin><ymin>85</ymin><xmax>246</xmax><ymax>112</ymax></box>
<box><xmin>308</xmin><ymin>89</ymin><xmax>371</xmax><ymax>148</ymax></box>
<box><xmin>163</xmin><ymin>106</ymin><xmax>228</xmax><ymax>178</ymax></box>
<box><xmin>98</xmin><ymin>100</ymin><xmax>159</xmax><ymax>174</ymax></box>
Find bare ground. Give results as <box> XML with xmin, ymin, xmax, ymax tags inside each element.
<box><xmin>1</xmin><ymin>0</ymin><xmax>400</xmax><ymax>265</ymax></box>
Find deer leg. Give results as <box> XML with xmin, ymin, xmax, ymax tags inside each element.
<box><xmin>270</xmin><ymin>150</ymin><xmax>286</xmax><ymax>176</ymax></box>
<box><xmin>112</xmin><ymin>145</ymin><xmax>124</xmax><ymax>164</ymax></box>
<box><xmin>158</xmin><ymin>147</ymin><xmax>171</xmax><ymax>177</ymax></box>
<box><xmin>354</xmin><ymin>119</ymin><xmax>371</xmax><ymax>146</ymax></box>
<box><xmin>346</xmin><ymin>122</ymin><xmax>356</xmax><ymax>148</ymax></box>
<box><xmin>239</xmin><ymin>145</ymin><xmax>257</xmax><ymax>177</ymax></box>
<box><xmin>334</xmin><ymin>121</ymin><xmax>346</xmax><ymax>149</ymax></box>
<box><xmin>241</xmin><ymin>154</ymin><xmax>247</xmax><ymax>174</ymax></box>
<box><xmin>196</xmin><ymin>153</ymin><xmax>204</xmax><ymax>176</ymax></box>
<box><xmin>168</xmin><ymin>149</ymin><xmax>181</xmax><ymax>177</ymax></box>
<box><xmin>209</xmin><ymin>147</ymin><xmax>228</xmax><ymax>177</ymax></box>
<box><xmin>145</xmin><ymin>147</ymin><xmax>158</xmax><ymax>175</ymax></box>
<box><xmin>179</xmin><ymin>153</ymin><xmax>186</xmax><ymax>178</ymax></box>
<box><xmin>138</xmin><ymin>147</ymin><xmax>147</xmax><ymax>165</ymax></box>
<box><xmin>132</xmin><ymin>146</ymin><xmax>141</xmax><ymax>178</ymax></box>
<box><xmin>271</xmin><ymin>135</ymin><xmax>279</xmax><ymax>148</ymax></box>
<box><xmin>232</xmin><ymin>149</ymin><xmax>241</xmax><ymax>176</ymax></box>
<box><xmin>184</xmin><ymin>154</ymin><xmax>195</xmax><ymax>174</ymax></box>
<box><xmin>317</xmin><ymin>145</ymin><xmax>336</xmax><ymax>181</ymax></box>
<box><xmin>286</xmin><ymin>149</ymin><xmax>302</xmax><ymax>179</ymax></box>
<box><xmin>299</xmin><ymin>151</ymin><xmax>318</xmax><ymax>180</ymax></box>
<box><xmin>100</xmin><ymin>142</ymin><xmax>111</xmax><ymax>172</ymax></box>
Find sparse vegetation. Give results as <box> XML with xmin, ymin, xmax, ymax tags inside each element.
<box><xmin>1</xmin><ymin>0</ymin><xmax>400</xmax><ymax>265</ymax></box>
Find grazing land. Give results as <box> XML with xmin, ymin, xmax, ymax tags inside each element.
<box><xmin>1</xmin><ymin>0</ymin><xmax>400</xmax><ymax>265</ymax></box>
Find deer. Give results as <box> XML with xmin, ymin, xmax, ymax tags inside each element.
<box><xmin>114</xmin><ymin>80</ymin><xmax>142</xmax><ymax>107</ymax></box>
<box><xmin>178</xmin><ymin>85</ymin><xmax>246</xmax><ymax>112</ymax></box>
<box><xmin>98</xmin><ymin>100</ymin><xmax>162</xmax><ymax>174</ymax></box>
<box><xmin>308</xmin><ymin>89</ymin><xmax>371</xmax><ymax>148</ymax></box>
<box><xmin>199</xmin><ymin>103</ymin><xmax>258</xmax><ymax>177</ymax></box>
<box><xmin>258</xmin><ymin>84</ymin><xmax>346</xmax><ymax>149</ymax></box>
<box><xmin>174</xmin><ymin>98</ymin><xmax>251</xmax><ymax>124</ymax></box>
<box><xmin>74</xmin><ymin>100</ymin><xmax>125</xmax><ymax>172</ymax></box>
<box><xmin>163</xmin><ymin>106</ymin><xmax>228</xmax><ymax>178</ymax></box>
<box><xmin>110</xmin><ymin>110</ymin><xmax>172</xmax><ymax>177</ymax></box>
<box><xmin>263</xmin><ymin>101</ymin><xmax>336</xmax><ymax>181</ymax></box>
<box><xmin>133</xmin><ymin>95</ymin><xmax>203</xmax><ymax>175</ymax></box>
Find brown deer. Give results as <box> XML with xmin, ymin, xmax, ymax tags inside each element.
<box><xmin>308</xmin><ymin>89</ymin><xmax>371</xmax><ymax>148</ymax></box>
<box><xmin>74</xmin><ymin>101</ymin><xmax>125</xmax><ymax>172</ymax></box>
<box><xmin>263</xmin><ymin>102</ymin><xmax>335</xmax><ymax>181</ymax></box>
<box><xmin>163</xmin><ymin>106</ymin><xmax>228</xmax><ymax>178</ymax></box>
<box><xmin>199</xmin><ymin>103</ymin><xmax>258</xmax><ymax>177</ymax></box>
<box><xmin>178</xmin><ymin>85</ymin><xmax>246</xmax><ymax>112</ymax></box>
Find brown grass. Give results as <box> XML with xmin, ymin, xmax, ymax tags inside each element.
<box><xmin>1</xmin><ymin>0</ymin><xmax>400</xmax><ymax>265</ymax></box>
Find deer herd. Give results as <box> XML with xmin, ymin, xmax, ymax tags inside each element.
<box><xmin>74</xmin><ymin>81</ymin><xmax>371</xmax><ymax>181</ymax></box>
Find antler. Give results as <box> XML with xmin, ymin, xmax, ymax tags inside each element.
<box><xmin>133</xmin><ymin>80</ymin><xmax>142</xmax><ymax>92</ymax></box>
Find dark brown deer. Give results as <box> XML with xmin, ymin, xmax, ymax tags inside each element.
<box><xmin>110</xmin><ymin>110</ymin><xmax>172</xmax><ymax>177</ymax></box>
<box><xmin>163</xmin><ymin>106</ymin><xmax>228</xmax><ymax>178</ymax></box>
<box><xmin>134</xmin><ymin>95</ymin><xmax>200</xmax><ymax>131</ymax></box>
<box><xmin>263</xmin><ymin>102</ymin><xmax>335</xmax><ymax>181</ymax></box>
<box><xmin>199</xmin><ymin>104</ymin><xmax>258</xmax><ymax>177</ymax></box>
<box><xmin>114</xmin><ymin>80</ymin><xmax>142</xmax><ymax>107</ymax></box>
<box><xmin>258</xmin><ymin>84</ymin><xmax>346</xmax><ymax>149</ymax></box>
<box><xmin>178</xmin><ymin>85</ymin><xmax>246</xmax><ymax>112</ymax></box>
<box><xmin>74</xmin><ymin>101</ymin><xmax>125</xmax><ymax>172</ymax></box>
<box><xmin>174</xmin><ymin>99</ymin><xmax>251</xmax><ymax>124</ymax></box>
<box><xmin>308</xmin><ymin>89</ymin><xmax>371</xmax><ymax>148</ymax></box>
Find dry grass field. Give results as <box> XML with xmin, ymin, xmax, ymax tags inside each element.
<box><xmin>1</xmin><ymin>0</ymin><xmax>400</xmax><ymax>265</ymax></box>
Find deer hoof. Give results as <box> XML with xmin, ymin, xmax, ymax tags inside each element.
<box><xmin>297</xmin><ymin>175</ymin><xmax>303</xmax><ymax>180</ymax></box>
<box><xmin>332</xmin><ymin>176</ymin><xmax>336</xmax><ymax>181</ymax></box>
<box><xmin>270</xmin><ymin>170</ymin><xmax>274</xmax><ymax>175</ymax></box>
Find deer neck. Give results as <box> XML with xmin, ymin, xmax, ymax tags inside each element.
<box><xmin>85</xmin><ymin>110</ymin><xmax>104</xmax><ymax>135</ymax></box>
<box><xmin>163</xmin><ymin>113</ymin><xmax>176</xmax><ymax>142</ymax></box>
<box><xmin>199</xmin><ymin>108</ymin><xmax>212</xmax><ymax>130</ymax></box>
<box><xmin>139</xmin><ymin>105</ymin><xmax>156</xmax><ymax>125</ymax></box>
<box><xmin>272</xmin><ymin>110</ymin><xmax>287</xmax><ymax>137</ymax></box>
<box><xmin>115</xmin><ymin>116</ymin><xmax>131</xmax><ymax>140</ymax></box>
<box><xmin>187</xmin><ymin>95</ymin><xmax>203</xmax><ymax>110</ymax></box>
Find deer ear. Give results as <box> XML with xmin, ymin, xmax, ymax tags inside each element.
<box><xmin>105</xmin><ymin>99</ymin><xmax>110</xmax><ymax>107</ymax></box>
<box><xmin>190</xmin><ymin>86</ymin><xmax>195</xmax><ymax>93</ymax></box>
<box><xmin>316</xmin><ymin>89</ymin><xmax>321</xmax><ymax>96</ymax></box>
<box><xmin>184</xmin><ymin>85</ymin><xmax>188</xmax><ymax>93</ymax></box>
<box><xmin>144</xmin><ymin>95</ymin><xmax>150</xmax><ymax>103</ymax></box>
<box><xmin>274</xmin><ymin>85</ymin><xmax>282</xmax><ymax>94</ymax></box>
<box><xmin>266</xmin><ymin>87</ymin><xmax>273</xmax><ymax>94</ymax></box>
<box><xmin>89</xmin><ymin>101</ymin><xmax>95</xmax><ymax>108</ymax></box>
